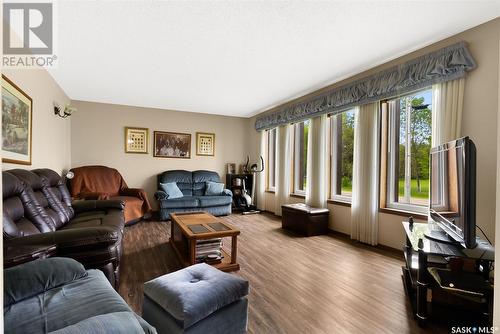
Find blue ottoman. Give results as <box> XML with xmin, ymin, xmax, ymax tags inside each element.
<box><xmin>142</xmin><ymin>263</ymin><xmax>249</xmax><ymax>334</ymax></box>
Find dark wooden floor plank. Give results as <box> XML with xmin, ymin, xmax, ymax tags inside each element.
<box><xmin>118</xmin><ymin>213</ymin><xmax>446</xmax><ymax>333</ymax></box>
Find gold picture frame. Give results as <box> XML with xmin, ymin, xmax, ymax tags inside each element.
<box><xmin>125</xmin><ymin>127</ymin><xmax>149</xmax><ymax>154</ymax></box>
<box><xmin>154</xmin><ymin>131</ymin><xmax>191</xmax><ymax>159</ymax></box>
<box><xmin>2</xmin><ymin>75</ymin><xmax>33</xmax><ymax>165</ymax></box>
<box><xmin>196</xmin><ymin>132</ymin><xmax>215</xmax><ymax>156</ymax></box>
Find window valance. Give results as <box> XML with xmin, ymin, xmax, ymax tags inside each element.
<box><xmin>255</xmin><ymin>42</ymin><xmax>475</xmax><ymax>131</ymax></box>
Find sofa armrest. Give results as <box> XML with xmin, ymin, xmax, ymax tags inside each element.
<box><xmin>72</xmin><ymin>200</ymin><xmax>125</xmax><ymax>214</ymax></box>
<box><xmin>5</xmin><ymin>224</ymin><xmax>122</xmax><ymax>251</ymax></box>
<box><xmin>222</xmin><ymin>189</ymin><xmax>233</xmax><ymax>197</ymax></box>
<box><xmin>120</xmin><ymin>187</ymin><xmax>152</xmax><ymax>213</ymax></box>
<box><xmin>76</xmin><ymin>191</ymin><xmax>110</xmax><ymax>200</ymax></box>
<box><xmin>154</xmin><ymin>190</ymin><xmax>169</xmax><ymax>200</ymax></box>
<box><xmin>49</xmin><ymin>312</ymin><xmax>147</xmax><ymax>334</ymax></box>
<box><xmin>120</xmin><ymin>187</ymin><xmax>143</xmax><ymax>197</ymax></box>
<box><xmin>4</xmin><ymin>258</ymin><xmax>87</xmax><ymax>307</ymax></box>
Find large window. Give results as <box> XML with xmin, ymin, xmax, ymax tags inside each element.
<box><xmin>267</xmin><ymin>128</ymin><xmax>277</xmax><ymax>191</ymax></box>
<box><xmin>330</xmin><ymin>109</ymin><xmax>355</xmax><ymax>202</ymax></box>
<box><xmin>385</xmin><ymin>89</ymin><xmax>432</xmax><ymax>213</ymax></box>
<box><xmin>294</xmin><ymin>120</ymin><xmax>310</xmax><ymax>195</ymax></box>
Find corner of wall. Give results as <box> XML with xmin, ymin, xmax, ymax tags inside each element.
<box><xmin>2</xmin><ymin>68</ymin><xmax>71</xmax><ymax>173</ymax></box>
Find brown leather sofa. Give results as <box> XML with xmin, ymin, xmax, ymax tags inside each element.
<box><xmin>69</xmin><ymin>165</ymin><xmax>152</xmax><ymax>225</ymax></box>
<box><xmin>3</xmin><ymin>169</ymin><xmax>125</xmax><ymax>288</ymax></box>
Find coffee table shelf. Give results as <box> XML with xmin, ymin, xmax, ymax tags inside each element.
<box><xmin>169</xmin><ymin>212</ymin><xmax>240</xmax><ymax>272</ymax></box>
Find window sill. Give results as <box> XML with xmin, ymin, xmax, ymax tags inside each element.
<box><xmin>327</xmin><ymin>199</ymin><xmax>351</xmax><ymax>207</ymax></box>
<box><xmin>290</xmin><ymin>193</ymin><xmax>305</xmax><ymax>199</ymax></box>
<box><xmin>378</xmin><ymin>207</ymin><xmax>427</xmax><ymax>220</ymax></box>
<box><xmin>265</xmin><ymin>189</ymin><xmax>275</xmax><ymax>194</ymax></box>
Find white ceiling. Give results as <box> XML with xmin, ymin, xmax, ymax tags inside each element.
<box><xmin>49</xmin><ymin>1</ymin><xmax>500</xmax><ymax>118</ymax></box>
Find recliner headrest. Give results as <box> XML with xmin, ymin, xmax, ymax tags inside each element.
<box><xmin>33</xmin><ymin>169</ymin><xmax>63</xmax><ymax>187</ymax></box>
<box><xmin>7</xmin><ymin>169</ymin><xmax>43</xmax><ymax>191</ymax></box>
<box><xmin>2</xmin><ymin>172</ymin><xmax>25</xmax><ymax>199</ymax></box>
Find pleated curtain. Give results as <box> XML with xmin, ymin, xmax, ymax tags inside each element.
<box><xmin>257</xmin><ymin>130</ymin><xmax>267</xmax><ymax>211</ymax></box>
<box><xmin>431</xmin><ymin>78</ymin><xmax>465</xmax><ymax>146</ymax></box>
<box><xmin>350</xmin><ymin>103</ymin><xmax>380</xmax><ymax>245</ymax></box>
<box><xmin>275</xmin><ymin>124</ymin><xmax>293</xmax><ymax>216</ymax></box>
<box><xmin>305</xmin><ymin>115</ymin><xmax>329</xmax><ymax>208</ymax></box>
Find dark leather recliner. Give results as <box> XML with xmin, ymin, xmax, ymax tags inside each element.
<box><xmin>3</xmin><ymin>169</ymin><xmax>125</xmax><ymax>288</ymax></box>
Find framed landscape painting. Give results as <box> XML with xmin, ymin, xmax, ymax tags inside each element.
<box><xmin>2</xmin><ymin>75</ymin><xmax>32</xmax><ymax>165</ymax></box>
<box><xmin>125</xmin><ymin>127</ymin><xmax>149</xmax><ymax>154</ymax></box>
<box><xmin>154</xmin><ymin>131</ymin><xmax>191</xmax><ymax>158</ymax></box>
<box><xmin>196</xmin><ymin>132</ymin><xmax>215</xmax><ymax>156</ymax></box>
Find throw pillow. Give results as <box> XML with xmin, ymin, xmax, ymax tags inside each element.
<box><xmin>205</xmin><ymin>181</ymin><xmax>224</xmax><ymax>196</ymax></box>
<box><xmin>159</xmin><ymin>182</ymin><xmax>184</xmax><ymax>199</ymax></box>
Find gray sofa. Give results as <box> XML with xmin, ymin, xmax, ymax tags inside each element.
<box><xmin>155</xmin><ymin>170</ymin><xmax>232</xmax><ymax>220</ymax></box>
<box><xmin>4</xmin><ymin>257</ymin><xmax>156</xmax><ymax>334</ymax></box>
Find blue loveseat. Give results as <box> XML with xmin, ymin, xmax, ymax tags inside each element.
<box><xmin>155</xmin><ymin>170</ymin><xmax>232</xmax><ymax>220</ymax></box>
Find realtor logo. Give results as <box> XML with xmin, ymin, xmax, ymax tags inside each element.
<box><xmin>2</xmin><ymin>2</ymin><xmax>57</xmax><ymax>68</ymax></box>
<box><xmin>3</xmin><ymin>3</ymin><xmax>53</xmax><ymax>54</ymax></box>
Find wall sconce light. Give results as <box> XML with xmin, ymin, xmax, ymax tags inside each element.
<box><xmin>54</xmin><ymin>103</ymin><xmax>77</xmax><ymax>118</ymax></box>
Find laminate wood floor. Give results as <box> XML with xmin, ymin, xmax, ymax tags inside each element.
<box><xmin>118</xmin><ymin>213</ymin><xmax>449</xmax><ymax>334</ymax></box>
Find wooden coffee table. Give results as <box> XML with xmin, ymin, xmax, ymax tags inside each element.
<box><xmin>169</xmin><ymin>212</ymin><xmax>240</xmax><ymax>272</ymax></box>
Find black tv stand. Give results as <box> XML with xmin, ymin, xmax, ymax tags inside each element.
<box><xmin>402</xmin><ymin>221</ymin><xmax>494</xmax><ymax>327</ymax></box>
<box><xmin>424</xmin><ymin>229</ymin><xmax>461</xmax><ymax>245</ymax></box>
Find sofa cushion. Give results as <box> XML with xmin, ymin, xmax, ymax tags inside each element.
<box><xmin>111</xmin><ymin>195</ymin><xmax>145</xmax><ymax>222</ymax></box>
<box><xmin>205</xmin><ymin>181</ymin><xmax>224</xmax><ymax>196</ymax></box>
<box><xmin>159</xmin><ymin>182</ymin><xmax>184</xmax><ymax>199</ymax></box>
<box><xmin>192</xmin><ymin>182</ymin><xmax>206</xmax><ymax>196</ymax></box>
<box><xmin>34</xmin><ymin>168</ymin><xmax>75</xmax><ymax>221</ymax></box>
<box><xmin>192</xmin><ymin>170</ymin><xmax>221</xmax><ymax>184</ymax></box>
<box><xmin>143</xmin><ymin>263</ymin><xmax>249</xmax><ymax>329</ymax></box>
<box><xmin>3</xmin><ymin>171</ymin><xmax>56</xmax><ymax>235</ymax></box>
<box><xmin>197</xmin><ymin>196</ymin><xmax>232</xmax><ymax>208</ymax></box>
<box><xmin>4</xmin><ymin>268</ymin><xmax>151</xmax><ymax>333</ymax></box>
<box><xmin>49</xmin><ymin>312</ymin><xmax>146</xmax><ymax>334</ymax></box>
<box><xmin>8</xmin><ymin>169</ymin><xmax>69</xmax><ymax>229</ymax></box>
<box><xmin>159</xmin><ymin>196</ymin><xmax>199</xmax><ymax>209</ymax></box>
<box><xmin>192</xmin><ymin>171</ymin><xmax>221</xmax><ymax>196</ymax></box>
<box><xmin>4</xmin><ymin>258</ymin><xmax>87</xmax><ymax>308</ymax></box>
<box><xmin>158</xmin><ymin>170</ymin><xmax>193</xmax><ymax>196</ymax></box>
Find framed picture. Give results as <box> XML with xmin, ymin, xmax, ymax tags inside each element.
<box><xmin>2</xmin><ymin>75</ymin><xmax>33</xmax><ymax>165</ymax></box>
<box><xmin>125</xmin><ymin>127</ymin><xmax>149</xmax><ymax>154</ymax></box>
<box><xmin>154</xmin><ymin>131</ymin><xmax>191</xmax><ymax>158</ymax></box>
<box><xmin>196</xmin><ymin>132</ymin><xmax>215</xmax><ymax>156</ymax></box>
<box><xmin>227</xmin><ymin>163</ymin><xmax>236</xmax><ymax>174</ymax></box>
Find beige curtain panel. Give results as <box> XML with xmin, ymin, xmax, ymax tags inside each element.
<box><xmin>351</xmin><ymin>103</ymin><xmax>380</xmax><ymax>245</ymax></box>
<box><xmin>305</xmin><ymin>115</ymin><xmax>329</xmax><ymax>208</ymax></box>
<box><xmin>431</xmin><ymin>78</ymin><xmax>465</xmax><ymax>146</ymax></box>
<box><xmin>275</xmin><ymin>124</ymin><xmax>293</xmax><ymax>216</ymax></box>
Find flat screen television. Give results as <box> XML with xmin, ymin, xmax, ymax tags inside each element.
<box><xmin>429</xmin><ymin>136</ymin><xmax>476</xmax><ymax>249</ymax></box>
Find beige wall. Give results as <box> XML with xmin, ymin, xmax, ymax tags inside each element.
<box><xmin>2</xmin><ymin>69</ymin><xmax>71</xmax><ymax>173</ymax></box>
<box><xmin>493</xmin><ymin>24</ymin><xmax>500</xmax><ymax>329</ymax></box>
<box><xmin>250</xmin><ymin>18</ymin><xmax>500</xmax><ymax>249</ymax></box>
<box><xmin>70</xmin><ymin>101</ymin><xmax>249</xmax><ymax>209</ymax></box>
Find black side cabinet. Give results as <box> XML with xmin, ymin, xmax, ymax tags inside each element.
<box><xmin>402</xmin><ymin>221</ymin><xmax>494</xmax><ymax>326</ymax></box>
<box><xmin>226</xmin><ymin>174</ymin><xmax>253</xmax><ymax>208</ymax></box>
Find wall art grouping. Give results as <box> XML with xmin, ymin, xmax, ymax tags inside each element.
<box><xmin>124</xmin><ymin>127</ymin><xmax>215</xmax><ymax>159</ymax></box>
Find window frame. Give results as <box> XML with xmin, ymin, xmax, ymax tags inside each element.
<box><xmin>267</xmin><ymin>128</ymin><xmax>277</xmax><ymax>192</ymax></box>
<box><xmin>381</xmin><ymin>88</ymin><xmax>432</xmax><ymax>215</ymax></box>
<box><xmin>329</xmin><ymin>109</ymin><xmax>355</xmax><ymax>204</ymax></box>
